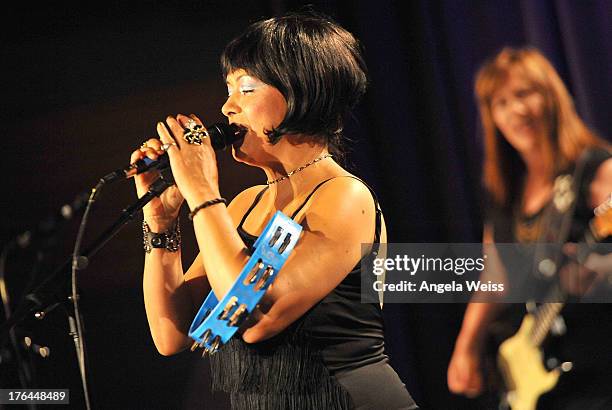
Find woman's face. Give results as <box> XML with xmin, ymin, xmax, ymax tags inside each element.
<box><xmin>221</xmin><ymin>69</ymin><xmax>288</xmax><ymax>164</ymax></box>
<box><xmin>490</xmin><ymin>69</ymin><xmax>547</xmax><ymax>153</ymax></box>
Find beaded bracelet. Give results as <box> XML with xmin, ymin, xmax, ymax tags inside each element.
<box><xmin>188</xmin><ymin>198</ymin><xmax>227</xmax><ymax>220</ymax></box>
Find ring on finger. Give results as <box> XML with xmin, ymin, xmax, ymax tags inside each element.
<box><xmin>161</xmin><ymin>142</ymin><xmax>178</xmax><ymax>152</ymax></box>
<box><xmin>183</xmin><ymin>125</ymin><xmax>208</xmax><ymax>145</ymax></box>
<box><xmin>185</xmin><ymin>119</ymin><xmax>198</xmax><ymax>131</ymax></box>
<box><xmin>140</xmin><ymin>141</ymin><xmax>149</xmax><ymax>149</ymax></box>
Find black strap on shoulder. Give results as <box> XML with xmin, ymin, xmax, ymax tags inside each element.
<box><xmin>237</xmin><ymin>186</ymin><xmax>269</xmax><ymax>231</ymax></box>
<box><xmin>290</xmin><ymin>175</ymin><xmax>383</xmax><ymax>248</ymax></box>
<box><xmin>289</xmin><ymin>177</ymin><xmax>337</xmax><ymax>219</ymax></box>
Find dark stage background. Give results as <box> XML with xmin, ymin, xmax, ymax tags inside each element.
<box><xmin>1</xmin><ymin>1</ymin><xmax>610</xmax><ymax>409</ymax></box>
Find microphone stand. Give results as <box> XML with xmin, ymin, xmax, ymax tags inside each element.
<box><xmin>1</xmin><ymin>243</ymin><xmax>36</xmax><ymax>410</ymax></box>
<box><xmin>1</xmin><ymin>168</ymin><xmax>175</xmax><ymax>342</ymax></box>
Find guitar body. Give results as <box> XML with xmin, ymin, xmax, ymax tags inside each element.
<box><xmin>497</xmin><ymin>314</ymin><xmax>561</xmax><ymax>410</ymax></box>
<box><xmin>494</xmin><ymin>195</ymin><xmax>612</xmax><ymax>409</ymax></box>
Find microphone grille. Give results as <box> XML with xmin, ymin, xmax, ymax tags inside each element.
<box><xmin>208</xmin><ymin>123</ymin><xmax>245</xmax><ymax>150</ymax></box>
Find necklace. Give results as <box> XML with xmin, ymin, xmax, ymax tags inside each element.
<box><xmin>266</xmin><ymin>154</ymin><xmax>333</xmax><ymax>185</ymax></box>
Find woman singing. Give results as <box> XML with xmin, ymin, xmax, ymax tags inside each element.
<box><xmin>447</xmin><ymin>47</ymin><xmax>612</xmax><ymax>409</ymax></box>
<box><xmin>131</xmin><ymin>12</ymin><xmax>417</xmax><ymax>410</ymax></box>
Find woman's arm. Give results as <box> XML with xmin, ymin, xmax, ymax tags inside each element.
<box><xmin>186</xmin><ymin>176</ymin><xmax>377</xmax><ymax>344</ymax></box>
<box><xmin>237</xmin><ymin>177</ymin><xmax>379</xmax><ymax>343</ymax></box>
<box><xmin>142</xmin><ymin>185</ymin><xmax>265</xmax><ymax>355</ymax></box>
<box><xmin>142</xmin><ymin>244</ymin><xmax>194</xmax><ymax>356</ymax></box>
<box><xmin>447</xmin><ymin>224</ymin><xmax>506</xmax><ymax>397</ymax></box>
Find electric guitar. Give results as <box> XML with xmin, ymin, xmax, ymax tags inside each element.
<box><xmin>497</xmin><ymin>197</ymin><xmax>612</xmax><ymax>410</ymax></box>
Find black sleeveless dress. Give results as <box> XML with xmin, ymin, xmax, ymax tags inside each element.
<box><xmin>209</xmin><ymin>177</ymin><xmax>418</xmax><ymax>410</ymax></box>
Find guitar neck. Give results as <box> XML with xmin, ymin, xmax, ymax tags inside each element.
<box><xmin>530</xmin><ymin>302</ymin><xmax>565</xmax><ymax>346</ymax></box>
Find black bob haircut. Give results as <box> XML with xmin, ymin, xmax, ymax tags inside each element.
<box><xmin>221</xmin><ymin>11</ymin><xmax>368</xmax><ymax>157</ymax></box>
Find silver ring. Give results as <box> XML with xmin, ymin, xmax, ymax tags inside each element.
<box><xmin>185</xmin><ymin>119</ymin><xmax>198</xmax><ymax>131</ymax></box>
<box><xmin>161</xmin><ymin>142</ymin><xmax>178</xmax><ymax>151</ymax></box>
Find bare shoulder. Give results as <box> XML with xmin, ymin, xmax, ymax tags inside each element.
<box><xmin>308</xmin><ymin>175</ymin><xmax>375</xmax><ymax>212</ymax></box>
<box><xmin>227</xmin><ymin>185</ymin><xmax>267</xmax><ymax>224</ymax></box>
<box><xmin>297</xmin><ymin>176</ymin><xmax>379</xmax><ymax>242</ymax></box>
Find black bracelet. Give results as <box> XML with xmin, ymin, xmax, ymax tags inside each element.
<box><xmin>143</xmin><ymin>218</ymin><xmax>181</xmax><ymax>253</ymax></box>
<box><xmin>188</xmin><ymin>198</ymin><xmax>227</xmax><ymax>220</ymax></box>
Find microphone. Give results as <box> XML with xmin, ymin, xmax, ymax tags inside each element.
<box><xmin>103</xmin><ymin>123</ymin><xmax>245</xmax><ymax>183</ymax></box>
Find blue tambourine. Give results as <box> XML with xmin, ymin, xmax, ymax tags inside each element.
<box><xmin>188</xmin><ymin>211</ymin><xmax>302</xmax><ymax>355</ymax></box>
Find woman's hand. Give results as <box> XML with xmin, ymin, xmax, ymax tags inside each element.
<box><xmin>130</xmin><ymin>139</ymin><xmax>184</xmax><ymax>231</ymax></box>
<box><xmin>157</xmin><ymin>114</ymin><xmax>221</xmax><ymax>210</ymax></box>
<box><xmin>447</xmin><ymin>342</ymin><xmax>484</xmax><ymax>398</ymax></box>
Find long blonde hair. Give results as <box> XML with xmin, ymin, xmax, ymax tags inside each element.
<box><xmin>475</xmin><ymin>47</ymin><xmax>606</xmax><ymax>206</ymax></box>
